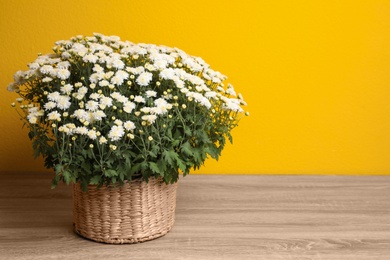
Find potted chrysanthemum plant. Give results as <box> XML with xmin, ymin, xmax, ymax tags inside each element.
<box><xmin>7</xmin><ymin>33</ymin><xmax>248</xmax><ymax>244</ymax></box>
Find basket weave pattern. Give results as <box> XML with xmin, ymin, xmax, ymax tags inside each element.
<box><xmin>73</xmin><ymin>178</ymin><xmax>178</xmax><ymax>244</ymax></box>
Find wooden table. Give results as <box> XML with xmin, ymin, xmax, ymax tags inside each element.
<box><xmin>0</xmin><ymin>172</ymin><xmax>389</xmax><ymax>259</ymax></box>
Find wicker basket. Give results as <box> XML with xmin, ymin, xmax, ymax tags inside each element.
<box><xmin>73</xmin><ymin>178</ymin><xmax>178</xmax><ymax>244</ymax></box>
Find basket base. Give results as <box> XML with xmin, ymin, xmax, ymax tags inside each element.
<box><xmin>73</xmin><ymin>222</ymin><xmax>174</xmax><ymax>244</ymax></box>
<box><xmin>73</xmin><ymin>178</ymin><xmax>178</xmax><ymax>244</ymax></box>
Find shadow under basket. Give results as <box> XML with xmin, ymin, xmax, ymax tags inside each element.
<box><xmin>73</xmin><ymin>178</ymin><xmax>178</xmax><ymax>244</ymax></box>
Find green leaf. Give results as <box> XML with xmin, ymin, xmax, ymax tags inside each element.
<box><xmin>227</xmin><ymin>133</ymin><xmax>233</xmax><ymax>144</ymax></box>
<box><xmin>180</xmin><ymin>142</ymin><xmax>193</xmax><ymax>156</ymax></box>
<box><xmin>104</xmin><ymin>169</ymin><xmax>117</xmax><ymax>177</ymax></box>
<box><xmin>172</xmin><ymin>139</ymin><xmax>180</xmax><ymax>147</ymax></box>
<box><xmin>90</xmin><ymin>175</ymin><xmax>101</xmax><ymax>185</ymax></box>
<box><xmin>157</xmin><ymin>158</ymin><xmax>167</xmax><ymax>173</ymax></box>
<box><xmin>55</xmin><ymin>164</ymin><xmax>63</xmax><ymax>174</ymax></box>
<box><xmin>118</xmin><ymin>171</ymin><xmax>125</xmax><ymax>181</ymax></box>
<box><xmin>205</xmin><ymin>144</ymin><xmax>220</xmax><ymax>160</ymax></box>
<box><xmin>163</xmin><ymin>150</ymin><xmax>179</xmax><ymax>166</ymax></box>
<box><xmin>149</xmin><ymin>162</ymin><xmax>162</xmax><ymax>174</ymax></box>
<box><xmin>184</xmin><ymin>127</ymin><xmax>192</xmax><ymax>136</ymax></box>
<box><xmin>63</xmin><ymin>171</ymin><xmax>71</xmax><ymax>184</ymax></box>
<box><xmin>176</xmin><ymin>157</ymin><xmax>187</xmax><ymax>174</ymax></box>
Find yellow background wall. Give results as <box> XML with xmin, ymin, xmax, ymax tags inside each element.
<box><xmin>1</xmin><ymin>0</ymin><xmax>390</xmax><ymax>175</ymax></box>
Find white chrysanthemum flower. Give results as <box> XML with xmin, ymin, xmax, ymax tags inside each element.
<box><xmin>99</xmin><ymin>80</ymin><xmax>109</xmax><ymax>87</ymax></box>
<box><xmin>92</xmin><ymin>110</ymin><xmax>106</xmax><ymax>121</ymax></box>
<box><xmin>104</xmin><ymin>71</ymin><xmax>114</xmax><ymax>79</ymax></box>
<box><xmin>223</xmin><ymin>98</ymin><xmax>243</xmax><ymax>112</ymax></box>
<box><xmin>83</xmin><ymin>54</ymin><xmax>98</xmax><ymax>63</ymax></box>
<box><xmin>40</xmin><ymin>65</ymin><xmax>54</xmax><ymax>74</ymax></box>
<box><xmin>61</xmin><ymin>124</ymin><xmax>75</xmax><ymax>135</ymax></box>
<box><xmin>212</xmin><ymin>77</ymin><xmax>222</xmax><ymax>84</ymax></box>
<box><xmin>57</xmin><ymin>68</ymin><xmax>71</xmax><ymax>80</ymax></box>
<box><xmin>151</xmin><ymin>98</ymin><xmax>170</xmax><ymax>115</ymax></box>
<box><xmin>89</xmin><ymin>93</ymin><xmax>100</xmax><ymax>100</ymax></box>
<box><xmin>42</xmin><ymin>77</ymin><xmax>53</xmax><ymax>82</ymax></box>
<box><xmin>100</xmin><ymin>96</ymin><xmax>113</xmax><ymax>107</ymax></box>
<box><xmin>108</xmin><ymin>125</ymin><xmax>125</xmax><ymax>141</ymax></box>
<box><xmin>109</xmin><ymin>91</ymin><xmax>125</xmax><ymax>102</ymax></box>
<box><xmin>124</xmin><ymin>121</ymin><xmax>136</xmax><ymax>131</ymax></box>
<box><xmin>180</xmin><ymin>88</ymin><xmax>189</xmax><ymax>94</ymax></box>
<box><xmin>216</xmin><ymin>86</ymin><xmax>225</xmax><ymax>93</ymax></box>
<box><xmin>71</xmin><ymin>42</ymin><xmax>88</xmax><ymax>52</ymax></box>
<box><xmin>114</xmin><ymin>119</ymin><xmax>123</xmax><ymax>126</ymax></box>
<box><xmin>160</xmin><ymin>68</ymin><xmax>175</xmax><ymax>80</ymax></box>
<box><xmin>142</xmin><ymin>114</ymin><xmax>157</xmax><ymax>124</ymax></box>
<box><xmin>116</xmin><ymin>70</ymin><xmax>129</xmax><ymax>80</ymax></box>
<box><xmin>134</xmin><ymin>66</ymin><xmax>145</xmax><ymax>74</ymax></box>
<box><xmin>123</xmin><ymin>101</ymin><xmax>136</xmax><ymax>113</ymax></box>
<box><xmin>173</xmin><ymin>78</ymin><xmax>184</xmax><ymax>89</ymax></box>
<box><xmin>110</xmin><ymin>92</ymin><xmax>121</xmax><ymax>100</ymax></box>
<box><xmin>145</xmin><ymin>64</ymin><xmax>156</xmax><ymax>71</ymax></box>
<box><xmin>61</xmin><ymin>52</ymin><xmax>71</xmax><ymax>59</ymax></box>
<box><xmin>89</xmin><ymin>73</ymin><xmax>100</xmax><ymax>84</ymax></box>
<box><xmin>73</xmin><ymin>109</ymin><xmax>89</xmax><ymax>121</ymax></box>
<box><xmin>136</xmin><ymin>72</ymin><xmax>153</xmax><ymax>87</ymax></box>
<box><xmin>140</xmin><ymin>107</ymin><xmax>151</xmax><ymax>114</ymax></box>
<box><xmin>47</xmin><ymin>111</ymin><xmax>61</xmax><ymax>121</ymax></box>
<box><xmin>110</xmin><ymin>76</ymin><xmax>123</xmax><ymax>85</ymax></box>
<box><xmin>99</xmin><ymin>136</ymin><xmax>108</xmax><ymax>144</ymax></box>
<box><xmin>202</xmin><ymin>85</ymin><xmax>211</xmax><ymax>92</ymax></box>
<box><xmin>57</xmin><ymin>96</ymin><xmax>71</xmax><ymax>110</ymax></box>
<box><xmin>226</xmin><ymin>84</ymin><xmax>236</xmax><ymax>96</ymax></box>
<box><xmin>110</xmin><ymin>59</ymin><xmax>125</xmax><ymax>69</ymax></box>
<box><xmin>56</xmin><ymin>61</ymin><xmax>71</xmax><ymax>69</ymax></box>
<box><xmin>75</xmin><ymin>126</ymin><xmax>88</xmax><ymax>135</ymax></box>
<box><xmin>205</xmin><ymin>91</ymin><xmax>217</xmax><ymax>98</ymax></box>
<box><xmin>86</xmin><ymin>100</ymin><xmax>99</xmax><ymax>111</ymax></box>
<box><xmin>44</xmin><ymin>101</ymin><xmax>56</xmax><ymax>111</ymax></box>
<box><xmin>194</xmin><ymin>94</ymin><xmax>211</xmax><ymax>109</ymax></box>
<box><xmin>195</xmin><ymin>85</ymin><xmax>203</xmax><ymax>92</ymax></box>
<box><xmin>153</xmin><ymin>59</ymin><xmax>168</xmax><ymax>70</ymax></box>
<box><xmin>28</xmin><ymin>116</ymin><xmax>38</xmax><ymax>124</ymax></box>
<box><xmin>182</xmin><ymin>57</ymin><xmax>202</xmax><ymax>72</ymax></box>
<box><xmin>87</xmin><ymin>130</ymin><xmax>97</xmax><ymax>140</ymax></box>
<box><xmin>116</xmin><ymin>95</ymin><xmax>128</xmax><ymax>103</ymax></box>
<box><xmin>61</xmin><ymin>84</ymin><xmax>74</xmax><ymax>94</ymax></box>
<box><xmin>13</xmin><ymin>70</ymin><xmax>26</xmax><ymax>85</ymax></box>
<box><xmin>93</xmin><ymin>64</ymin><xmax>104</xmax><ymax>73</ymax></box>
<box><xmin>28</xmin><ymin>62</ymin><xmax>40</xmax><ymax>70</ymax></box>
<box><xmin>65</xmin><ymin>123</ymin><xmax>76</xmax><ymax>130</ymax></box>
<box><xmin>78</xmin><ymin>86</ymin><xmax>88</xmax><ymax>95</ymax></box>
<box><xmin>134</xmin><ymin>95</ymin><xmax>145</xmax><ymax>103</ymax></box>
<box><xmin>203</xmin><ymin>73</ymin><xmax>211</xmax><ymax>81</ymax></box>
<box><xmin>7</xmin><ymin>82</ymin><xmax>19</xmax><ymax>92</ymax></box>
<box><xmin>47</xmin><ymin>91</ymin><xmax>61</xmax><ymax>102</ymax></box>
<box><xmin>27</xmin><ymin>107</ymin><xmax>41</xmax><ymax>124</ymax></box>
<box><xmin>145</xmin><ymin>90</ymin><xmax>157</xmax><ymax>98</ymax></box>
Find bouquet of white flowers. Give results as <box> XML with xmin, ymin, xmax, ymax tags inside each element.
<box><xmin>8</xmin><ymin>33</ymin><xmax>248</xmax><ymax>191</ymax></box>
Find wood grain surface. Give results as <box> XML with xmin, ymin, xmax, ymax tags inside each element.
<box><xmin>0</xmin><ymin>172</ymin><xmax>389</xmax><ymax>260</ymax></box>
